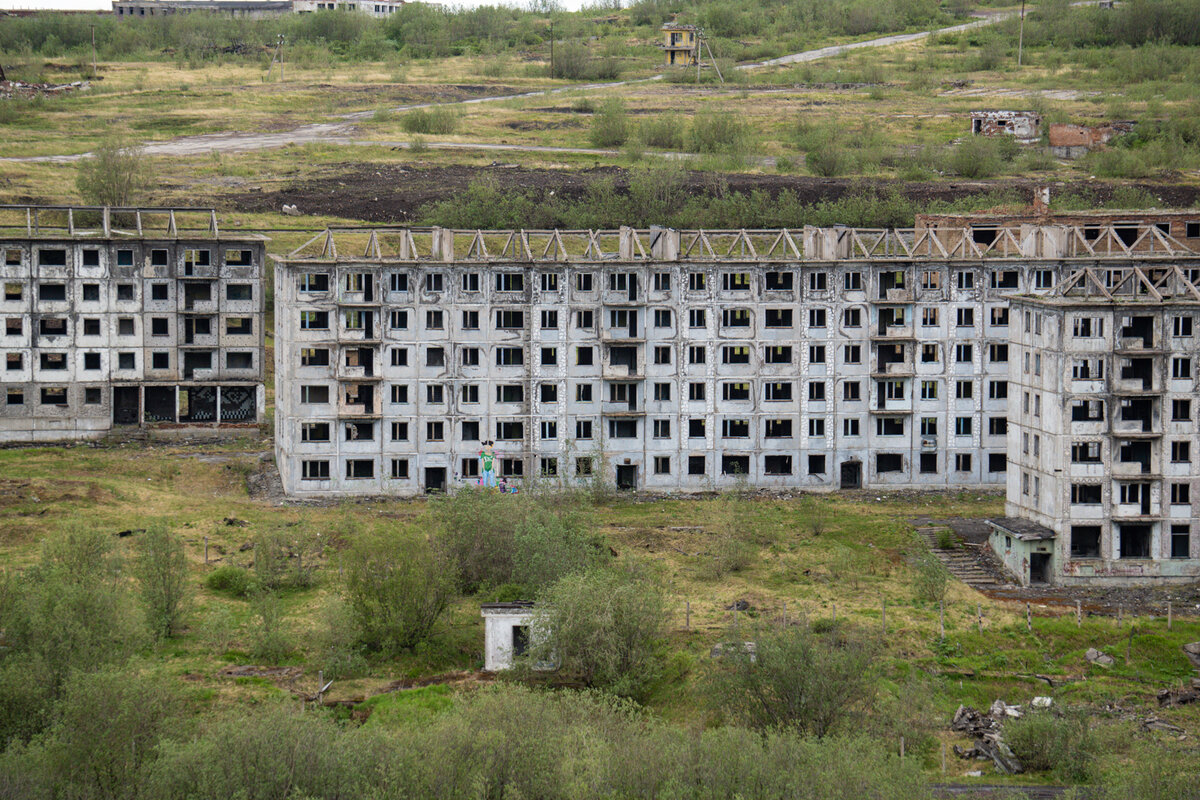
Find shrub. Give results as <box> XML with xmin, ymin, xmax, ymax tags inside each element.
<box><xmin>639</xmin><ymin>114</ymin><xmax>686</xmax><ymax>150</ymax></box>
<box><xmin>400</xmin><ymin>105</ymin><xmax>458</xmax><ymax>135</ymax></box>
<box><xmin>1006</xmin><ymin>709</ymin><xmax>1096</xmax><ymax>782</ymax></box>
<box><xmin>807</xmin><ymin>144</ymin><xmax>850</xmax><ymax>177</ymax></box>
<box><xmin>134</xmin><ymin>523</ymin><xmax>191</xmax><ymax>639</ymax></box>
<box><xmin>522</xmin><ymin>568</ymin><xmax>667</xmax><ymax>700</ymax></box>
<box><xmin>689</xmin><ymin>111</ymin><xmax>750</xmax><ymax>156</ymax></box>
<box><xmin>588</xmin><ymin>98</ymin><xmax>629</xmax><ymax>148</ymax></box>
<box><xmin>315</xmin><ymin>598</ymin><xmax>369</xmax><ymax>680</ymax></box>
<box><xmin>204</xmin><ymin>565</ymin><xmax>259</xmax><ymax>597</ymax></box>
<box><xmin>253</xmin><ymin>529</ymin><xmax>321</xmax><ymax>591</ymax></box>
<box><xmin>948</xmin><ymin>137</ymin><xmax>1001</xmax><ymax>178</ymax></box>
<box><xmin>343</xmin><ymin>531</ymin><xmax>452</xmax><ymax>654</ymax></box>
<box><xmin>75</xmin><ymin>138</ymin><xmax>151</xmax><ymax>206</ymax></box>
<box><xmin>433</xmin><ymin>486</ymin><xmax>603</xmax><ymax>595</ymax></box>
<box><xmin>710</xmin><ymin>624</ymin><xmax>878</xmax><ymax>737</ymax></box>
<box><xmin>912</xmin><ymin>548</ymin><xmax>950</xmax><ymax>604</ymax></box>
<box><xmin>248</xmin><ymin>592</ymin><xmax>292</xmax><ymax>663</ymax></box>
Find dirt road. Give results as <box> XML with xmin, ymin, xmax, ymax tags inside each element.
<box><xmin>2</xmin><ymin>14</ymin><xmax>1010</xmax><ymax>166</ymax></box>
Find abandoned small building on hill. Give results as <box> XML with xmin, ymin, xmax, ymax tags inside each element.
<box><xmin>660</xmin><ymin>23</ymin><xmax>698</xmax><ymax>67</ymax></box>
<box><xmin>0</xmin><ymin>207</ymin><xmax>266</xmax><ymax>441</ymax></box>
<box><xmin>969</xmin><ymin>111</ymin><xmax>1042</xmax><ymax>144</ymax></box>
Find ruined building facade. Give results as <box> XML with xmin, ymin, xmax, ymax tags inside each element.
<box><xmin>999</xmin><ymin>270</ymin><xmax>1200</xmax><ymax>585</ymax></box>
<box><xmin>272</xmin><ymin>216</ymin><xmax>1200</xmax><ymax>508</ymax></box>
<box><xmin>0</xmin><ymin>208</ymin><xmax>266</xmax><ymax>441</ymax></box>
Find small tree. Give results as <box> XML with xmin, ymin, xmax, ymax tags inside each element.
<box><xmin>912</xmin><ymin>547</ymin><xmax>950</xmax><ymax>604</ymax></box>
<box><xmin>711</xmin><ymin>624</ymin><xmax>878</xmax><ymax>737</ymax></box>
<box><xmin>522</xmin><ymin>567</ymin><xmax>667</xmax><ymax>700</ymax></box>
<box><xmin>135</xmin><ymin>523</ymin><xmax>192</xmax><ymax>639</ymax></box>
<box><xmin>588</xmin><ymin>98</ymin><xmax>629</xmax><ymax>148</ymax></box>
<box><xmin>75</xmin><ymin>139</ymin><xmax>151</xmax><ymax>207</ymax></box>
<box><xmin>343</xmin><ymin>531</ymin><xmax>452</xmax><ymax>654</ymax></box>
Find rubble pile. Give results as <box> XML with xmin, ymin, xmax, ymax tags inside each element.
<box><xmin>0</xmin><ymin>79</ymin><xmax>90</xmax><ymax>100</ymax></box>
<box><xmin>950</xmin><ymin>702</ymin><xmax>1024</xmax><ymax>774</ymax></box>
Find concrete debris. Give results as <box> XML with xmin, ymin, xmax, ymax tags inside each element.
<box><xmin>1142</xmin><ymin>716</ymin><xmax>1186</xmax><ymax>736</ymax></box>
<box><xmin>223</xmin><ymin>516</ymin><xmax>249</xmax><ymax>527</ymax></box>
<box><xmin>710</xmin><ymin>641</ymin><xmax>756</xmax><ymax>661</ymax></box>
<box><xmin>0</xmin><ymin>79</ymin><xmax>90</xmax><ymax>100</ymax></box>
<box><xmin>1183</xmin><ymin>642</ymin><xmax>1200</xmax><ymax>672</ymax></box>
<box><xmin>989</xmin><ymin>700</ymin><xmax>1022</xmax><ymax>719</ymax></box>
<box><xmin>1157</xmin><ymin>687</ymin><xmax>1200</xmax><ymax>708</ymax></box>
<box><xmin>1031</xmin><ymin>696</ymin><xmax>1053</xmax><ymax>708</ymax></box>
<box><xmin>1085</xmin><ymin>648</ymin><xmax>1115</xmax><ymax>668</ymax></box>
<box><xmin>950</xmin><ymin>705</ymin><xmax>1024</xmax><ymax>774</ymax></box>
<box><xmin>281</xmin><ymin>204</ymin><xmax>302</xmax><ymax>216</ymax></box>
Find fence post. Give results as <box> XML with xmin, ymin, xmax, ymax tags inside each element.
<box><xmin>781</xmin><ymin>601</ymin><xmax>787</xmax><ymax>630</ymax></box>
<box><xmin>900</xmin><ymin>736</ymin><xmax>905</xmax><ymax>759</ymax></box>
<box><xmin>204</xmin><ymin>536</ymin><xmax>209</xmax><ymax>565</ymax></box>
<box><xmin>1076</xmin><ymin>600</ymin><xmax>1082</xmax><ymax>627</ymax></box>
<box><xmin>833</xmin><ymin>603</ymin><xmax>837</xmax><ymax>624</ymax></box>
<box><xmin>1026</xmin><ymin>602</ymin><xmax>1032</xmax><ymax>633</ymax></box>
<box><xmin>977</xmin><ymin>603</ymin><xmax>982</xmax><ymax>633</ymax></box>
<box><xmin>1167</xmin><ymin>602</ymin><xmax>1172</xmax><ymax>630</ymax></box>
<box><xmin>1117</xmin><ymin>604</ymin><xmax>1123</xmax><ymax>627</ymax></box>
<box><xmin>939</xmin><ymin>601</ymin><xmax>945</xmax><ymax>640</ymax></box>
<box><xmin>685</xmin><ymin>601</ymin><xmax>691</xmax><ymax>630</ymax></box>
<box><xmin>941</xmin><ymin>742</ymin><xmax>946</xmax><ymax>774</ymax></box>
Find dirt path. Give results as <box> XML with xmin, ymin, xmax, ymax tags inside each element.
<box><xmin>2</xmin><ymin>14</ymin><xmax>1011</xmax><ymax>166</ymax></box>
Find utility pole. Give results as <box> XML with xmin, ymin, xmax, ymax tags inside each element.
<box><xmin>1017</xmin><ymin>0</ymin><xmax>1026</xmax><ymax>66</ymax></box>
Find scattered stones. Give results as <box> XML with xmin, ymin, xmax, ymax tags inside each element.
<box><xmin>1085</xmin><ymin>647</ymin><xmax>1115</xmax><ymax>668</ymax></box>
<box><xmin>1142</xmin><ymin>716</ymin><xmax>1186</xmax><ymax>736</ymax></box>
<box><xmin>951</xmin><ymin>704</ymin><xmax>1024</xmax><ymax>775</ymax></box>
<box><xmin>725</xmin><ymin>599</ymin><xmax>751</xmax><ymax>612</ymax></box>
<box><xmin>224</xmin><ymin>517</ymin><xmax>249</xmax><ymax>527</ymax></box>
<box><xmin>1157</xmin><ymin>687</ymin><xmax>1200</xmax><ymax>708</ymax></box>
<box><xmin>281</xmin><ymin>204</ymin><xmax>301</xmax><ymax>216</ymax></box>
<box><xmin>1031</xmin><ymin>696</ymin><xmax>1053</xmax><ymax>709</ymax></box>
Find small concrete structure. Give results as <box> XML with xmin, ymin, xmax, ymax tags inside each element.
<box><xmin>661</xmin><ymin>23</ymin><xmax>698</xmax><ymax>67</ymax></box>
<box><xmin>481</xmin><ymin>602</ymin><xmax>535</xmax><ymax>672</ymax></box>
<box><xmin>1048</xmin><ymin>122</ymin><xmax>1135</xmax><ymax>159</ymax></box>
<box><xmin>970</xmin><ymin>111</ymin><xmax>1042</xmax><ymax>144</ymax></box>
<box><xmin>987</xmin><ymin>517</ymin><xmax>1056</xmax><ymax>586</ymax></box>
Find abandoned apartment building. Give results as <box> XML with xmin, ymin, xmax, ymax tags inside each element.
<box><xmin>271</xmin><ymin>213</ymin><xmax>1200</xmax><ymax>524</ymax></box>
<box><xmin>995</xmin><ymin>267</ymin><xmax>1200</xmax><ymax>585</ymax></box>
<box><xmin>0</xmin><ymin>207</ymin><xmax>266</xmax><ymax>442</ymax></box>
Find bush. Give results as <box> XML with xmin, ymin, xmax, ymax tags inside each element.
<box><xmin>948</xmin><ymin>137</ymin><xmax>1002</xmax><ymax>178</ymax></box>
<box><xmin>807</xmin><ymin>144</ymin><xmax>851</xmax><ymax>177</ymax></box>
<box><xmin>399</xmin><ymin>105</ymin><xmax>458</xmax><ymax>135</ymax></box>
<box><xmin>1006</xmin><ymin>709</ymin><xmax>1096</xmax><ymax>782</ymax></box>
<box><xmin>638</xmin><ymin>114</ymin><xmax>686</xmax><ymax>150</ymax></box>
<box><xmin>248</xmin><ymin>591</ymin><xmax>292</xmax><ymax>663</ymax></box>
<box><xmin>711</xmin><ymin>624</ymin><xmax>878</xmax><ymax>737</ymax></box>
<box><xmin>913</xmin><ymin>548</ymin><xmax>950</xmax><ymax>604</ymax></box>
<box><xmin>75</xmin><ymin>139</ymin><xmax>151</xmax><ymax>206</ymax></box>
<box><xmin>522</xmin><ymin>568</ymin><xmax>667</xmax><ymax>700</ymax></box>
<box><xmin>204</xmin><ymin>565</ymin><xmax>259</xmax><ymax>597</ymax></box>
<box><xmin>343</xmin><ymin>531</ymin><xmax>452</xmax><ymax>654</ymax></box>
<box><xmin>588</xmin><ymin>98</ymin><xmax>629</xmax><ymax>148</ymax></box>
<box><xmin>688</xmin><ymin>111</ymin><xmax>750</xmax><ymax>156</ymax></box>
<box><xmin>135</xmin><ymin>523</ymin><xmax>191</xmax><ymax>639</ymax></box>
<box><xmin>433</xmin><ymin>486</ymin><xmax>603</xmax><ymax>595</ymax></box>
<box><xmin>253</xmin><ymin>528</ymin><xmax>321</xmax><ymax>591</ymax></box>
<box><xmin>0</xmin><ymin>529</ymin><xmax>142</xmax><ymax>742</ymax></box>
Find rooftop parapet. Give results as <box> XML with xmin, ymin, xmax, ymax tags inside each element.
<box><xmin>0</xmin><ymin>205</ymin><xmax>265</xmax><ymax>241</ymax></box>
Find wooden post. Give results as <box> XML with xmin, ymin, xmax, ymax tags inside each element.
<box><xmin>832</xmin><ymin>604</ymin><xmax>837</xmax><ymax>624</ymax></box>
<box><xmin>204</xmin><ymin>536</ymin><xmax>209</xmax><ymax>564</ymax></box>
<box><xmin>900</xmin><ymin>736</ymin><xmax>905</xmax><ymax>759</ymax></box>
<box><xmin>781</xmin><ymin>601</ymin><xmax>787</xmax><ymax>629</ymax></box>
<box><xmin>977</xmin><ymin>602</ymin><xmax>982</xmax><ymax>633</ymax></box>
<box><xmin>685</xmin><ymin>601</ymin><xmax>691</xmax><ymax>629</ymax></box>
<box><xmin>733</xmin><ymin>605</ymin><xmax>739</xmax><ymax>633</ymax></box>
<box><xmin>91</xmin><ymin>25</ymin><xmax>97</xmax><ymax>78</ymax></box>
<box><xmin>1026</xmin><ymin>602</ymin><xmax>1032</xmax><ymax>633</ymax></box>
<box><xmin>939</xmin><ymin>601</ymin><xmax>945</xmax><ymax>640</ymax></box>
<box><xmin>1167</xmin><ymin>602</ymin><xmax>1172</xmax><ymax>630</ymax></box>
<box><xmin>882</xmin><ymin>599</ymin><xmax>887</xmax><ymax>635</ymax></box>
<box><xmin>1117</xmin><ymin>604</ymin><xmax>1123</xmax><ymax>627</ymax></box>
<box><xmin>941</xmin><ymin>742</ymin><xmax>946</xmax><ymax>774</ymax></box>
<box><xmin>1076</xmin><ymin>600</ymin><xmax>1082</xmax><ymax>627</ymax></box>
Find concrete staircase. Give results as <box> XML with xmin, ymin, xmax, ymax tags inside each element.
<box><xmin>916</xmin><ymin>526</ymin><xmax>1008</xmax><ymax>589</ymax></box>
